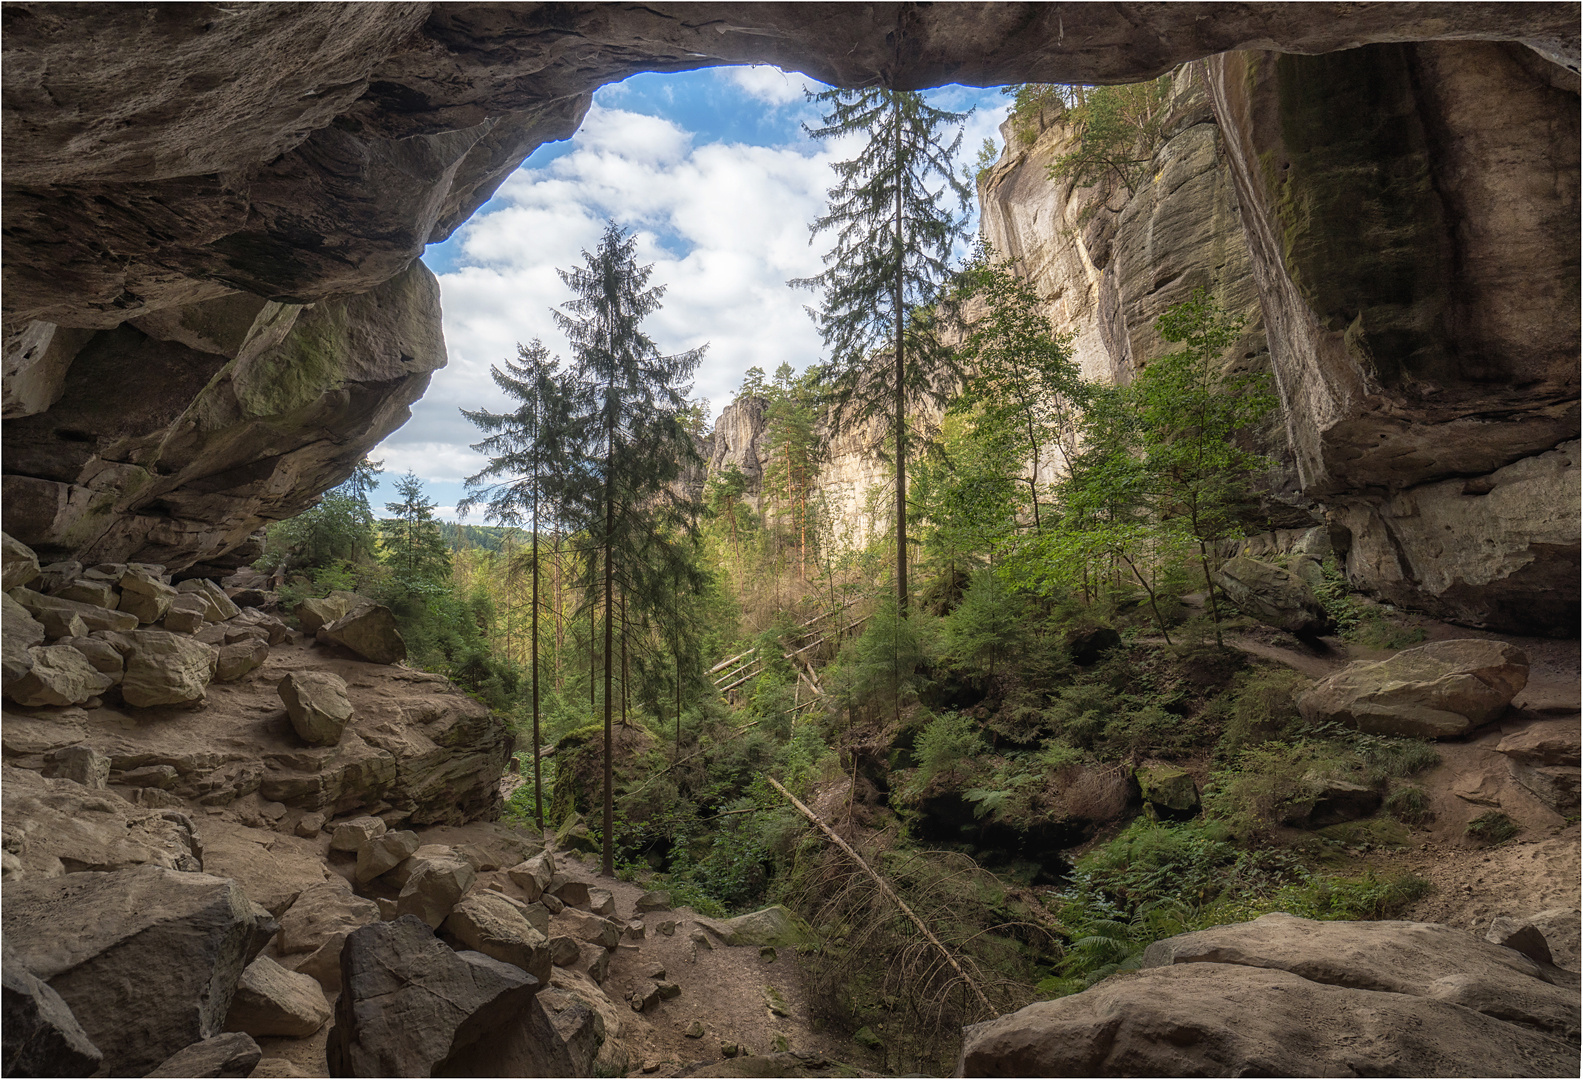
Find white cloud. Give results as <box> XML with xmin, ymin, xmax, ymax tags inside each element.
<box><xmin>726</xmin><ymin>64</ymin><xmax>818</xmax><ymax>106</ymax></box>
<box><xmin>380</xmin><ymin>84</ymin><xmax>1009</xmax><ymax>501</ymax></box>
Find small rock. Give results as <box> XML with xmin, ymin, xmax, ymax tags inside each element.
<box><xmin>635</xmin><ymin>889</ymin><xmax>672</xmax><ymax>913</ymax></box>
<box><xmin>657</xmin><ymin>981</ymin><xmax>680</xmax><ymax>1001</ymax></box>
<box><xmin>557</xmin><ymin>879</ymin><xmax>591</xmax><ymax>908</ymax></box>
<box><xmin>763</xmin><ymin>984</ymin><xmax>790</xmax><ymax>1017</ymax></box>
<box><xmin>654</xmin><ymin>916</ymin><xmax>677</xmax><ymax>936</ymax></box>
<box><xmin>853</xmin><ymin>1025</ymin><xmax>884</xmax><ymax>1051</ymax></box>
<box><xmin>689</xmin><ymin>928</ymin><xmax>712</xmax><ymax>949</ymax></box>
<box><xmin>329</xmin><ymin>816</ymin><xmax>386</xmax><ymax>853</ymax></box>
<box><xmin>720</xmin><ymin>1041</ymin><xmax>740</xmax><ymax>1058</ymax></box>
<box><xmin>588</xmin><ymin>886</ymin><xmax>617</xmax><ymax>917</ymax></box>
<box><xmin>625</xmin><ymin>920</ymin><xmax>646</xmax><ymax>940</ymax></box>
<box><xmin>760</xmin><ymin>946</ymin><xmax>778</xmax><ymax>963</ymax></box>
<box><xmin>294</xmin><ymin>812</ymin><xmax>327</xmax><ymax>839</ymax></box>
<box><xmin>214</xmin><ymin>639</ymin><xmax>268</xmax><ymax>682</ymax></box>
<box><xmin>684</xmin><ymin>1020</ymin><xmax>705</xmax><ymax>1039</ymax></box>
<box><xmin>278</xmin><ymin>671</ymin><xmax>353</xmax><ymax>746</ymax></box>
<box><xmin>505</xmin><ymin>851</ymin><xmax>553</xmax><ymax>900</ymax></box>
<box><xmin>176</xmin><ymin>578</ymin><xmax>241</xmax><ymax>622</ymax></box>
<box><xmin>56</xmin><ymin>635</ymin><xmax>124</xmax><ymax>680</ymax></box>
<box><xmin>144</xmin><ymin>1032</ymin><xmax>261</xmax><ymax>1078</ymax></box>
<box><xmin>119</xmin><ymin>764</ymin><xmax>179</xmax><ymax>789</ymax></box>
<box><xmin>540</xmin><ymin>892</ymin><xmax>565</xmax><ymax>915</ymax></box>
<box><xmin>586</xmin><ymin>946</ymin><xmax>610</xmax><ymax>983</ymax></box>
<box><xmin>629</xmin><ymin>980</ymin><xmax>661</xmax><ymax>1012</ymax></box>
<box><xmin>644</xmin><ymin>962</ymin><xmax>667</xmax><ymax>980</ymax></box>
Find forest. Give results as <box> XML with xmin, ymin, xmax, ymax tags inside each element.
<box><xmin>257</xmin><ymin>83</ymin><xmax>1453</xmax><ymax>1073</ymax></box>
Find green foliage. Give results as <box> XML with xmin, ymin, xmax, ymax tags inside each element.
<box><xmin>1466</xmin><ymin>810</ymin><xmax>1520</xmax><ymax>845</ymax></box>
<box><xmin>380</xmin><ymin>472</ymin><xmax>452</xmax><ymax>592</ymax></box>
<box><xmin>825</xmin><ymin>598</ymin><xmax>928</xmax><ymax>722</ymax></box>
<box><xmin>260</xmin><ymin>457</ymin><xmax>382</xmax><ymax>571</ymax></box>
<box><xmin>909</xmin><ymin>713</ymin><xmax>985</xmax><ymax>792</ymax></box>
<box><xmin>1384</xmin><ymin>786</ymin><xmax>1431</xmax><ymax>825</ymax></box>
<box><xmin>1312</xmin><ymin>557</ymin><xmax>1426</xmax><ymax>649</ymax></box>
<box><xmin>1211</xmin><ymin>667</ymin><xmax>1310</xmax><ymax>755</ymax></box>
<box><xmin>972</xmin><ymin>137</ymin><xmax>1000</xmax><ymax>184</ymax></box>
<box><xmin>936</xmin><ymin>570</ymin><xmax>1026</xmax><ymax>682</ymax></box>
<box><xmin>1000</xmin><ymin>83</ymin><xmax>1074</xmax><ymax>146</ymax></box>
<box><xmin>1046</xmin><ymin>79</ymin><xmax>1170</xmax><ymax>196</ymax></box>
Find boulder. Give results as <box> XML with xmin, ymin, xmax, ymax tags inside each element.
<box><xmin>557</xmin><ymin>879</ymin><xmax>592</xmax><ymax>909</ymax></box>
<box><xmin>117</xmin><ymin>568</ymin><xmax>179</xmax><ymax>624</ymax></box>
<box><xmin>144</xmin><ymin>1032</ymin><xmax>261</xmax><ymax>1078</ymax></box>
<box><xmin>116</xmin><ymin>628</ymin><xmax>219</xmax><ymax>707</ymax></box>
<box><xmin>1496</xmin><ymin>720</ymin><xmax>1582</xmax><ymax>768</ymax></box>
<box><xmin>2</xmin><ymin>531</ymin><xmax>41</xmax><ymax>590</ymax></box>
<box><xmin>3</xmin><ymin>644</ymin><xmax>114</xmax><ymax>706</ymax></box>
<box><xmin>231</xmin><ymin>607</ymin><xmax>290</xmax><ymax>645</ymax></box>
<box><xmin>189</xmin><ymin>820</ymin><xmax>328</xmax><ymax>918</ymax></box>
<box><xmin>507</xmin><ymin>850</ymin><xmax>554</xmax><ymax>900</ymax></box>
<box><xmin>441</xmin><ymin>892</ymin><xmax>553</xmax><ymax>983</ymax></box>
<box><xmin>31</xmin><ymin>561</ymin><xmax>84</xmax><ymax>596</ymax></box>
<box><xmin>2</xmin><ymin>590</ymin><xmax>47</xmax><ymax>685</ymax></box>
<box><xmin>549</xmin><ymin>936</ymin><xmax>581</xmax><ymax>967</ymax></box>
<box><xmin>627</xmin><ymin>980</ymin><xmax>661</xmax><ymax>1012</ymax></box>
<box><xmin>54</xmin><ymin>635</ymin><xmax>124</xmax><ymax>680</ymax></box>
<box><xmin>222</xmin><ymin>956</ymin><xmax>332</xmax><ymax>1039</ymax></box>
<box><xmin>1488</xmin><ymin>909</ymin><xmax>1581</xmax><ymax>973</ymax></box>
<box><xmin>588</xmin><ymin>886</ymin><xmax>617</xmax><ymax>917</ymax></box>
<box><xmin>2</xmin><ymin>765</ymin><xmax>203</xmax><ymax>877</ymax></box>
<box><xmin>1284</xmin><ymin>777</ymin><xmax>1384</xmax><ymax>827</ymax></box>
<box><xmin>1297</xmin><ymin>640</ymin><xmax>1529</xmax><ymax>738</ymax></box>
<box><xmin>393</xmin><ymin>849</ymin><xmax>476</xmax><ymax>929</ymax></box>
<box><xmin>329</xmin><ymin>815</ymin><xmax>387</xmax><ymax>853</ymax></box>
<box><xmin>353</xmin><ymin>829</ymin><xmax>419</xmax><ymax>883</ymax></box>
<box><xmin>536</xmin><ymin>986</ymin><xmax>606</xmax><ymax>1078</ymax></box>
<box><xmin>1</xmin><ymin>866</ymin><xmax>277</xmax><ymax>1075</ymax></box>
<box><xmin>1137</xmin><ymin>764</ymin><xmax>1200</xmax><ymax>819</ymax></box>
<box><xmin>316</xmin><ymin>600</ymin><xmax>406</xmax><ymax>665</ymax></box>
<box><xmin>214</xmin><ymin>638</ymin><xmax>268</xmax><ymax>681</ymax></box>
<box><xmin>177</xmin><ymin>577</ymin><xmax>241</xmax><ymax>622</ymax></box>
<box><xmin>274</xmin><ymin>881</ymin><xmax>381</xmax><ymax>993</ymax></box>
<box><xmin>53</xmin><ymin>578</ymin><xmax>118</xmax><ymax>609</ymax></box>
<box><xmin>959</xmin><ymin>913</ymin><xmax>1579</xmax><ymax>1076</ymax></box>
<box><xmin>695</xmin><ymin>906</ymin><xmax>809</xmax><ymax>948</ymax></box>
<box><xmin>2</xmin><ymin>943</ymin><xmax>102</xmax><ymax>1078</ymax></box>
<box><xmin>13</xmin><ymin>588</ymin><xmax>137</xmax><ymax>636</ymax></box>
<box><xmin>162</xmin><ymin>592</ymin><xmax>211</xmax><ymax>633</ymax></box>
<box><xmin>635</xmin><ymin>889</ymin><xmax>672</xmax><ymax>913</ymax></box>
<box><xmin>326</xmin><ymin>916</ymin><xmax>571</xmax><ymax>1078</ymax></box>
<box><xmin>294</xmin><ymin>592</ymin><xmax>362</xmax><ymax>636</ymax></box>
<box><xmin>117</xmin><ymin>763</ymin><xmax>179</xmax><ymax>789</ymax></box>
<box><xmin>1213</xmin><ymin>556</ymin><xmax>1331</xmax><ymax>636</ymax></box>
<box><xmin>278</xmin><ymin>671</ymin><xmax>353</xmax><ymax>746</ymax></box>
<box><xmin>563</xmin><ymin>909</ymin><xmax>621</xmax><ymax>949</ymax></box>
<box><xmin>45</xmin><ymin>745</ymin><xmax>110</xmax><ymax>789</ymax></box>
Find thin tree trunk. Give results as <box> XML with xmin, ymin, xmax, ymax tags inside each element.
<box><xmin>531</xmin><ymin>507</ymin><xmax>543</xmax><ymax>831</ymax></box>
<box><xmin>621</xmin><ymin>592</ymin><xmax>629</xmax><ymax>729</ymax></box>
<box><xmin>1199</xmin><ymin>539</ymin><xmax>1224</xmax><ymax>647</ymax></box>
<box><xmin>603</xmin><ymin>472</ymin><xmax>615</xmax><ymax>878</ymax></box>
<box><xmin>893</xmin><ymin>100</ymin><xmax>908</xmax><ymax>617</ymax></box>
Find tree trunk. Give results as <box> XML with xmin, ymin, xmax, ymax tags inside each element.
<box><xmin>531</xmin><ymin>509</ymin><xmax>543</xmax><ymax>831</ymax></box>
<box><xmin>893</xmin><ymin>98</ymin><xmax>908</xmax><ymax>617</ymax></box>
<box><xmin>603</xmin><ymin>478</ymin><xmax>615</xmax><ymax>878</ymax></box>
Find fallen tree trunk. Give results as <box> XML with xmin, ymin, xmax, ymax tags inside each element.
<box><xmin>766</xmin><ymin>776</ymin><xmax>995</xmax><ymax>1013</ymax></box>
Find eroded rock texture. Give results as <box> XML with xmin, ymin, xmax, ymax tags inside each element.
<box><xmin>2</xmin><ymin>2</ymin><xmax>1578</xmax><ymax>610</ymax></box>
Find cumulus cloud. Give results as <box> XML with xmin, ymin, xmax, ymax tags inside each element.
<box><xmin>375</xmin><ymin>78</ymin><xmax>1007</xmax><ymax>518</ymax></box>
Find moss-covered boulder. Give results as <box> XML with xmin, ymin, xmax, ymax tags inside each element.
<box><xmin>1138</xmin><ymin>765</ymin><xmax>1200</xmax><ymax>820</ymax></box>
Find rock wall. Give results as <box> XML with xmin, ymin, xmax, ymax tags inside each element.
<box><xmin>2</xmin><ymin>4</ymin><xmax>1577</xmax><ymax>617</ymax></box>
<box><xmin>978</xmin><ymin>44</ymin><xmax>1580</xmax><ymax>634</ymax></box>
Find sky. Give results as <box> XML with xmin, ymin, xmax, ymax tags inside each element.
<box><xmin>370</xmin><ymin>66</ymin><xmax>1010</xmax><ymax>521</ymax></box>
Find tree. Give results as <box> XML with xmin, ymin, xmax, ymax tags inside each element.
<box><xmin>558</xmin><ymin>221</ymin><xmax>706</xmax><ymax>877</ymax></box>
<box><xmin>1046</xmin><ymin>79</ymin><xmax>1171</xmax><ymax>201</ymax></box>
<box><xmin>262</xmin><ymin>457</ymin><xmax>383</xmax><ymax>571</ymax></box>
<box><xmin>956</xmin><ymin>243</ymin><xmax>1087</xmax><ymax>535</ymax></box>
<box><xmin>792</xmin><ymin>86</ymin><xmax>973</xmax><ymax>616</ymax></box>
<box><xmin>380</xmin><ymin>472</ymin><xmax>450</xmax><ymax>591</ymax></box>
<box><xmin>762</xmin><ymin>363</ymin><xmax>822</xmax><ymax>581</ymax></box>
<box><xmin>1129</xmin><ymin>289</ymin><xmax>1275</xmax><ymax>645</ymax></box>
<box><xmin>459</xmin><ymin>339</ymin><xmax>577</xmax><ymax>832</ymax></box>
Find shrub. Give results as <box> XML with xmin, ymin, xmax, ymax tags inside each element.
<box><xmin>1385</xmin><ymin>786</ymin><xmax>1432</xmax><ymax>825</ymax></box>
<box><xmin>908</xmin><ymin>713</ymin><xmax>986</xmax><ymax>793</ymax></box>
<box><xmin>1466</xmin><ymin>810</ymin><xmax>1520</xmax><ymax>845</ymax></box>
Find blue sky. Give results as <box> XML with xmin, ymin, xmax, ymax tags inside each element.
<box><xmin>370</xmin><ymin>66</ymin><xmax>1008</xmax><ymax>520</ymax></box>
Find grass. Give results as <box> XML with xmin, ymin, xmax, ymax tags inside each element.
<box><xmin>1466</xmin><ymin>810</ymin><xmax>1520</xmax><ymax>845</ymax></box>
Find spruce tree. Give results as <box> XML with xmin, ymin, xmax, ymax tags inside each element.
<box><xmin>558</xmin><ymin>222</ymin><xmax>705</xmax><ymax>877</ymax></box>
<box><xmin>458</xmin><ymin>339</ymin><xmax>576</xmax><ymax>832</ymax></box>
<box><xmin>792</xmin><ymin>87</ymin><xmax>973</xmax><ymax>614</ymax></box>
<box><xmin>381</xmin><ymin>472</ymin><xmax>451</xmax><ymax>591</ymax></box>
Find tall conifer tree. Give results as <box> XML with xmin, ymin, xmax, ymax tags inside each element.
<box><xmin>558</xmin><ymin>222</ymin><xmax>705</xmax><ymax>877</ymax></box>
<box><xmin>792</xmin><ymin>87</ymin><xmax>973</xmax><ymax>613</ymax></box>
<box><xmin>459</xmin><ymin>340</ymin><xmax>575</xmax><ymax>832</ymax></box>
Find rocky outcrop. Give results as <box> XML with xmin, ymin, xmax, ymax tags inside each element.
<box><xmin>3</xmin><ymin>4</ymin><xmax>1575</xmax><ymax>573</ymax></box>
<box><xmin>957</xmin><ymin>912</ymin><xmax>1580</xmax><ymax>1076</ymax></box>
<box><xmin>1213</xmin><ymin>555</ymin><xmax>1330</xmax><ymax>637</ymax></box>
<box><xmin>1298</xmin><ymin>639</ymin><xmax>1530</xmax><ymax>738</ymax></box>
<box><xmin>1</xmin><ymin>865</ymin><xmax>277</xmax><ymax>1076</ymax></box>
<box><xmin>1205</xmin><ymin>43</ymin><xmax>1580</xmax><ymax>632</ymax></box>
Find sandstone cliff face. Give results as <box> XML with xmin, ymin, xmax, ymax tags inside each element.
<box><xmin>979</xmin><ymin>44</ymin><xmax>1580</xmax><ymax>634</ymax></box>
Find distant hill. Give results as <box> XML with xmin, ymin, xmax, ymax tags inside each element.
<box><xmin>438</xmin><ymin>522</ymin><xmax>528</xmax><ymax>553</ymax></box>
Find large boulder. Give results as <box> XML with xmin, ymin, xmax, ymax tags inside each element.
<box><xmin>2</xmin><ymin>591</ymin><xmax>47</xmax><ymax>686</ymax></box>
<box><xmin>2</xmin><ymin>943</ymin><xmax>102</xmax><ymax>1078</ymax></box>
<box><xmin>1297</xmin><ymin>639</ymin><xmax>1529</xmax><ymax>738</ymax></box>
<box><xmin>117</xmin><ymin>567</ymin><xmax>179</xmax><ymax>624</ymax></box>
<box><xmin>113</xmin><ymin>628</ymin><xmax>219</xmax><ymax>707</ymax></box>
<box><xmin>3</xmin><ymin>644</ymin><xmax>114</xmax><ymax>707</ymax></box>
<box><xmin>354</xmin><ymin>828</ymin><xmax>420</xmax><ymax>883</ymax></box>
<box><xmin>441</xmin><ymin>892</ymin><xmax>554</xmax><ymax>984</ymax></box>
<box><xmin>222</xmin><ymin>956</ymin><xmax>332</xmax><ymax>1039</ymax></box>
<box><xmin>0</xmin><ymin>866</ymin><xmax>277</xmax><ymax>1075</ymax></box>
<box><xmin>1137</xmin><ymin>764</ymin><xmax>1200</xmax><ymax>819</ymax></box>
<box><xmin>1495</xmin><ymin>720</ymin><xmax>1583</xmax><ymax>815</ymax></box>
<box><xmin>389</xmin><ymin>847</ymin><xmax>477</xmax><ymax>929</ymax></box>
<box><xmin>316</xmin><ymin>600</ymin><xmax>406</xmax><ymax>665</ymax></box>
<box><xmin>326</xmin><ymin>916</ymin><xmax>572</xmax><ymax>1077</ymax></box>
<box><xmin>1213</xmin><ymin>556</ymin><xmax>1331</xmax><ymax>636</ymax></box>
<box><xmin>277</xmin><ymin>670</ymin><xmax>353</xmax><ymax>745</ymax></box>
<box><xmin>13</xmin><ymin>588</ymin><xmax>138</xmax><ymax>636</ymax></box>
<box><xmin>274</xmin><ymin>881</ymin><xmax>382</xmax><ymax>993</ymax></box>
<box><xmin>294</xmin><ymin>592</ymin><xmax>362</xmax><ymax>636</ymax></box>
<box><xmin>957</xmin><ymin>913</ymin><xmax>1579</xmax><ymax>1076</ymax></box>
<box><xmin>144</xmin><ymin>1032</ymin><xmax>261</xmax><ymax>1079</ymax></box>
<box><xmin>177</xmin><ymin>577</ymin><xmax>241</xmax><ymax>622</ymax></box>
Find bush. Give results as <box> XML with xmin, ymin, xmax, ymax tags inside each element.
<box><xmin>908</xmin><ymin>713</ymin><xmax>986</xmax><ymax>793</ymax></box>
<box><xmin>1213</xmin><ymin>667</ymin><xmax>1309</xmax><ymax>755</ymax></box>
<box><xmin>1466</xmin><ymin>811</ymin><xmax>1520</xmax><ymax>845</ymax></box>
<box><xmin>1385</xmin><ymin>786</ymin><xmax>1431</xmax><ymax>826</ymax></box>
